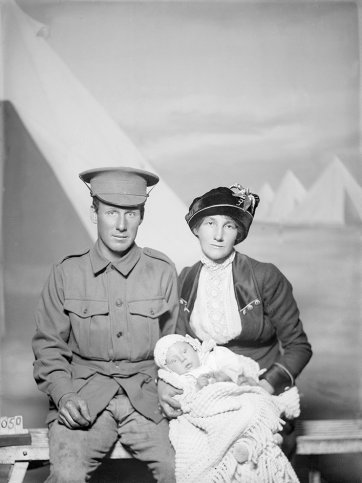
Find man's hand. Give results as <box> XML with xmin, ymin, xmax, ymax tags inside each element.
<box><xmin>58</xmin><ymin>393</ymin><xmax>91</xmax><ymax>429</ymax></box>
<box><xmin>157</xmin><ymin>379</ymin><xmax>183</xmax><ymax>419</ymax></box>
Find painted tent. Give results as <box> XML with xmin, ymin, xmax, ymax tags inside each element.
<box><xmin>0</xmin><ymin>0</ymin><xmax>199</xmax><ymax>432</ymax></box>
<box><xmin>287</xmin><ymin>157</ymin><xmax>362</xmax><ymax>226</ymax></box>
<box><xmin>267</xmin><ymin>170</ymin><xmax>306</xmax><ymax>224</ymax></box>
<box><xmin>254</xmin><ymin>182</ymin><xmax>275</xmax><ymax>222</ymax></box>
<box><xmin>1</xmin><ymin>0</ymin><xmax>199</xmax><ymax>273</ymax></box>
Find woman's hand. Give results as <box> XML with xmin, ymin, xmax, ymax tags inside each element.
<box><xmin>237</xmin><ymin>375</ymin><xmax>259</xmax><ymax>386</ymax></box>
<box><xmin>258</xmin><ymin>378</ymin><xmax>275</xmax><ymax>394</ymax></box>
<box><xmin>157</xmin><ymin>379</ymin><xmax>183</xmax><ymax>419</ymax></box>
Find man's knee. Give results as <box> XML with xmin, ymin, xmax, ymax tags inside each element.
<box><xmin>47</xmin><ymin>420</ymin><xmax>112</xmax><ymax>482</ymax></box>
<box><xmin>47</xmin><ymin>459</ymin><xmax>91</xmax><ymax>483</ymax></box>
<box><xmin>47</xmin><ymin>439</ymin><xmax>97</xmax><ymax>483</ymax></box>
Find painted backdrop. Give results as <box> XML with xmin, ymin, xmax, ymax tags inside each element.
<box><xmin>1</xmin><ymin>1</ymin><xmax>361</xmax><ymax>481</ymax></box>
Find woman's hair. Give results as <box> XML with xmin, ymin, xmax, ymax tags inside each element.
<box><xmin>191</xmin><ymin>214</ymin><xmax>245</xmax><ymax>245</ymax></box>
<box><xmin>91</xmin><ymin>196</ymin><xmax>145</xmax><ymax>220</ymax></box>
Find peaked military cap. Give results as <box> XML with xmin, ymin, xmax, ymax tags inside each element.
<box><xmin>79</xmin><ymin>166</ymin><xmax>159</xmax><ymax>207</ymax></box>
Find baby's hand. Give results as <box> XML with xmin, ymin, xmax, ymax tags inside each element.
<box><xmin>196</xmin><ymin>375</ymin><xmax>211</xmax><ymax>389</ymax></box>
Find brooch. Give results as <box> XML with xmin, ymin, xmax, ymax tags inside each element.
<box><xmin>240</xmin><ymin>299</ymin><xmax>260</xmax><ymax>316</ymax></box>
<box><xmin>179</xmin><ymin>298</ymin><xmax>190</xmax><ymax>313</ymax></box>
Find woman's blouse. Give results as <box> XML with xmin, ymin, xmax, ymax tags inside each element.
<box><xmin>190</xmin><ymin>251</ymin><xmax>241</xmax><ymax>344</ymax></box>
<box><xmin>177</xmin><ymin>252</ymin><xmax>312</xmax><ymax>394</ymax></box>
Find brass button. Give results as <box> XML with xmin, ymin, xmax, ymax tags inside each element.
<box><xmin>116</xmin><ymin>299</ymin><xmax>122</xmax><ymax>307</ymax></box>
<box><xmin>116</xmin><ymin>331</ymin><xmax>122</xmax><ymax>338</ymax></box>
<box><xmin>150</xmin><ymin>309</ymin><xmax>154</xmax><ymax>316</ymax></box>
<box><xmin>83</xmin><ymin>308</ymin><xmax>88</xmax><ymax>315</ymax></box>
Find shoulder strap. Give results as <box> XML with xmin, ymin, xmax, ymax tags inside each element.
<box><xmin>143</xmin><ymin>247</ymin><xmax>173</xmax><ymax>265</ymax></box>
<box><xmin>60</xmin><ymin>248</ymin><xmax>90</xmax><ymax>263</ymax></box>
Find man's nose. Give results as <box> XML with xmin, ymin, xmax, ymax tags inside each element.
<box><xmin>116</xmin><ymin>214</ymin><xmax>127</xmax><ymax>231</ymax></box>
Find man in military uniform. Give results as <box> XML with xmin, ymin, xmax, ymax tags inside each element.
<box><xmin>32</xmin><ymin>167</ymin><xmax>178</xmax><ymax>482</ymax></box>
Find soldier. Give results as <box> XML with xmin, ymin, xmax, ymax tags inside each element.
<box><xmin>32</xmin><ymin>167</ymin><xmax>178</xmax><ymax>482</ymax></box>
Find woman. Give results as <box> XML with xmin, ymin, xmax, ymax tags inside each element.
<box><xmin>159</xmin><ymin>184</ymin><xmax>312</xmax><ymax>457</ymax></box>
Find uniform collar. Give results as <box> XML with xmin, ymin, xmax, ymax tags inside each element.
<box><xmin>90</xmin><ymin>240</ymin><xmax>142</xmax><ymax>276</ymax></box>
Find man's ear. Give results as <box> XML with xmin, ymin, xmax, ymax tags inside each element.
<box><xmin>90</xmin><ymin>206</ymin><xmax>97</xmax><ymax>224</ymax></box>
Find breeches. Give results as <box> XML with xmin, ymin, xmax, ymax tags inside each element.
<box><xmin>46</xmin><ymin>394</ymin><xmax>175</xmax><ymax>483</ymax></box>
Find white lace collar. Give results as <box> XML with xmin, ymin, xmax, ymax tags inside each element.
<box><xmin>200</xmin><ymin>250</ymin><xmax>235</xmax><ymax>271</ymax></box>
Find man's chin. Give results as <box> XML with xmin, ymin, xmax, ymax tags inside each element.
<box><xmin>108</xmin><ymin>241</ymin><xmax>135</xmax><ymax>258</ymax></box>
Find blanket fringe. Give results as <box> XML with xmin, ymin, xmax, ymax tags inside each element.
<box><xmin>171</xmin><ymin>383</ymin><xmax>300</xmax><ymax>483</ymax></box>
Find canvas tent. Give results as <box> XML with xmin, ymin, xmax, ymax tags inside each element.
<box><xmin>287</xmin><ymin>157</ymin><xmax>362</xmax><ymax>226</ymax></box>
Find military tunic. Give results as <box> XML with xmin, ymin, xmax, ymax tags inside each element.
<box><xmin>33</xmin><ymin>241</ymin><xmax>179</xmax><ymax>424</ymax></box>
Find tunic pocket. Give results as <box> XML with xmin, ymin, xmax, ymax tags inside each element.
<box><xmin>128</xmin><ymin>298</ymin><xmax>169</xmax><ymax>319</ymax></box>
<box><xmin>64</xmin><ymin>299</ymin><xmax>109</xmax><ymax>357</ymax></box>
<box><xmin>128</xmin><ymin>298</ymin><xmax>169</xmax><ymax>359</ymax></box>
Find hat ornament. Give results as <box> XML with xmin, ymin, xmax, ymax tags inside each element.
<box><xmin>229</xmin><ymin>183</ymin><xmax>257</xmax><ymax>213</ymax></box>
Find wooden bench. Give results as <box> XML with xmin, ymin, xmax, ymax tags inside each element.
<box><xmin>1</xmin><ymin>420</ymin><xmax>362</xmax><ymax>483</ymax></box>
<box><xmin>295</xmin><ymin>419</ymin><xmax>362</xmax><ymax>483</ymax></box>
<box><xmin>0</xmin><ymin>428</ymin><xmax>132</xmax><ymax>483</ymax></box>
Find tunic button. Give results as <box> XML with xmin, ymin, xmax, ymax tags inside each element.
<box><xmin>150</xmin><ymin>309</ymin><xmax>154</xmax><ymax>316</ymax></box>
<box><xmin>116</xmin><ymin>331</ymin><xmax>122</xmax><ymax>338</ymax></box>
<box><xmin>83</xmin><ymin>308</ymin><xmax>88</xmax><ymax>315</ymax></box>
<box><xmin>116</xmin><ymin>299</ymin><xmax>122</xmax><ymax>307</ymax></box>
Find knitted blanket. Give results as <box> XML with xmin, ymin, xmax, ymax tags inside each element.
<box><xmin>166</xmin><ymin>381</ymin><xmax>299</xmax><ymax>483</ymax></box>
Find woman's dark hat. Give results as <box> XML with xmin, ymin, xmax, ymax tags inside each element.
<box><xmin>185</xmin><ymin>184</ymin><xmax>260</xmax><ymax>243</ymax></box>
<box><xmin>79</xmin><ymin>166</ymin><xmax>159</xmax><ymax>207</ymax></box>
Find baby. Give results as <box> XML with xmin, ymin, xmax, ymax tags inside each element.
<box><xmin>154</xmin><ymin>334</ymin><xmax>300</xmax><ymax>483</ymax></box>
<box><xmin>155</xmin><ymin>333</ymin><xmax>261</xmax><ymax>393</ymax></box>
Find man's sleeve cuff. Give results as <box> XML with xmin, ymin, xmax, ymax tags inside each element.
<box><xmin>49</xmin><ymin>378</ymin><xmax>76</xmax><ymax>407</ymax></box>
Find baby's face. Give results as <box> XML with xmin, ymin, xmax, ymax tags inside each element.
<box><xmin>165</xmin><ymin>341</ymin><xmax>201</xmax><ymax>375</ymax></box>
